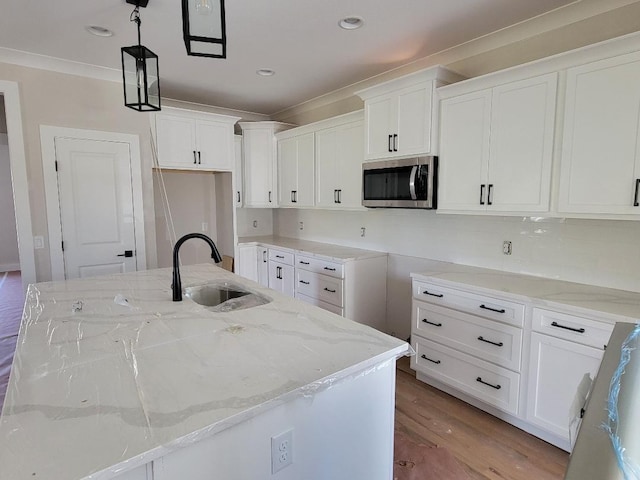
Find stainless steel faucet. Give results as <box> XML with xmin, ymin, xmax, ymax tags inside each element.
<box><xmin>172</xmin><ymin>233</ymin><xmax>222</xmax><ymax>301</ymax></box>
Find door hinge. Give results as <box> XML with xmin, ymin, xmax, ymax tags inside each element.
<box><xmin>55</xmin><ymin>160</ymin><xmax>59</xmax><ymax>172</ymax></box>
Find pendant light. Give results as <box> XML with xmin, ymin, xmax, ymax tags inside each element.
<box><xmin>182</xmin><ymin>0</ymin><xmax>227</xmax><ymax>58</ymax></box>
<box><xmin>121</xmin><ymin>0</ymin><xmax>161</xmax><ymax>111</ymax></box>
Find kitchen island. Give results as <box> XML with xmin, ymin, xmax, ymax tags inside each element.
<box><xmin>0</xmin><ymin>264</ymin><xmax>408</xmax><ymax>480</ymax></box>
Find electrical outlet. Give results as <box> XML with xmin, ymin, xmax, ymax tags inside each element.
<box><xmin>253</xmin><ymin>220</ymin><xmax>258</xmax><ymax>228</ymax></box>
<box><xmin>299</xmin><ymin>221</ymin><xmax>304</xmax><ymax>231</ymax></box>
<box><xmin>503</xmin><ymin>240</ymin><xmax>512</xmax><ymax>255</ymax></box>
<box><xmin>360</xmin><ymin>227</ymin><xmax>366</xmax><ymax>237</ymax></box>
<box><xmin>201</xmin><ymin>222</ymin><xmax>208</xmax><ymax>232</ymax></box>
<box><xmin>33</xmin><ymin>236</ymin><xmax>45</xmax><ymax>250</ymax></box>
<box><xmin>271</xmin><ymin>429</ymin><xmax>293</xmax><ymax>474</ymax></box>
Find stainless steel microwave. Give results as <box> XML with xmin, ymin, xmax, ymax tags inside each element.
<box><xmin>362</xmin><ymin>156</ymin><xmax>437</xmax><ymax>209</ymax></box>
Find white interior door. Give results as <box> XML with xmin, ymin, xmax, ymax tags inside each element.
<box><xmin>54</xmin><ymin>137</ymin><xmax>138</xmax><ymax>279</ymax></box>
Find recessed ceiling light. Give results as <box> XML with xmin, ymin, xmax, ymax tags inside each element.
<box><xmin>85</xmin><ymin>25</ymin><xmax>114</xmax><ymax>37</ymax></box>
<box><xmin>256</xmin><ymin>69</ymin><xmax>275</xmax><ymax>77</ymax></box>
<box><xmin>338</xmin><ymin>16</ymin><xmax>364</xmax><ymax>30</ymax></box>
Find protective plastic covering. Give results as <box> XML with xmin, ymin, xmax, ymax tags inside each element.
<box><xmin>0</xmin><ymin>264</ymin><xmax>409</xmax><ymax>479</ymax></box>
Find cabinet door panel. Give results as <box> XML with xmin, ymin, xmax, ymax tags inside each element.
<box><xmin>244</xmin><ymin>129</ymin><xmax>275</xmax><ymax>207</ymax></box>
<box><xmin>315</xmin><ymin>128</ymin><xmax>339</xmax><ymax>208</ymax></box>
<box><xmin>526</xmin><ymin>333</ymin><xmax>603</xmax><ymax>442</ymax></box>
<box><xmin>278</xmin><ymin>137</ymin><xmax>298</xmax><ymax>206</ymax></box>
<box><xmin>337</xmin><ymin>121</ymin><xmax>364</xmax><ymax>208</ymax></box>
<box><xmin>155</xmin><ymin>114</ymin><xmax>196</xmax><ymax>168</ymax></box>
<box><xmin>196</xmin><ymin>120</ymin><xmax>233</xmax><ymax>170</ymax></box>
<box><xmin>236</xmin><ymin>245</ymin><xmax>258</xmax><ymax>281</ymax></box>
<box><xmin>559</xmin><ymin>52</ymin><xmax>640</xmax><ymax>214</ymax></box>
<box><xmin>488</xmin><ymin>74</ymin><xmax>556</xmax><ymax>212</ymax></box>
<box><xmin>365</xmin><ymin>96</ymin><xmax>394</xmax><ymax>160</ymax></box>
<box><xmin>396</xmin><ymin>83</ymin><xmax>431</xmax><ymax>156</ymax></box>
<box><xmin>438</xmin><ymin>90</ymin><xmax>491</xmax><ymax>211</ymax></box>
<box><xmin>296</xmin><ymin>133</ymin><xmax>315</xmax><ymax>207</ymax></box>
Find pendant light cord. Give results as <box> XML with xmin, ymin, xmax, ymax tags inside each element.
<box><xmin>130</xmin><ymin>5</ymin><xmax>142</xmax><ymax>46</ymax></box>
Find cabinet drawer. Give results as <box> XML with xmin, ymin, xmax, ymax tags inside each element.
<box><xmin>411</xmin><ymin>336</ymin><xmax>520</xmax><ymax>415</ymax></box>
<box><xmin>532</xmin><ymin>308</ymin><xmax>613</xmax><ymax>350</ymax></box>
<box><xmin>268</xmin><ymin>248</ymin><xmax>294</xmax><ymax>265</ymax></box>
<box><xmin>295</xmin><ymin>254</ymin><xmax>344</xmax><ymax>279</ymax></box>
<box><xmin>413</xmin><ymin>280</ymin><xmax>525</xmax><ymax>327</ymax></box>
<box><xmin>296</xmin><ymin>270</ymin><xmax>344</xmax><ymax>307</ymax></box>
<box><xmin>296</xmin><ymin>292</ymin><xmax>344</xmax><ymax>316</ymax></box>
<box><xmin>412</xmin><ymin>301</ymin><xmax>523</xmax><ymax>372</ymax></box>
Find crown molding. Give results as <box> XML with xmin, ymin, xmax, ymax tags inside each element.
<box><xmin>0</xmin><ymin>47</ymin><xmax>121</xmax><ymax>83</ymax></box>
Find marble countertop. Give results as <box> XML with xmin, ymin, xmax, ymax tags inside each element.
<box><xmin>411</xmin><ymin>260</ymin><xmax>640</xmax><ymax>323</ymax></box>
<box><xmin>0</xmin><ymin>264</ymin><xmax>408</xmax><ymax>480</ymax></box>
<box><xmin>237</xmin><ymin>236</ymin><xmax>386</xmax><ymax>261</ymax></box>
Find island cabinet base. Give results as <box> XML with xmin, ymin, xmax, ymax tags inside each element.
<box><xmin>114</xmin><ymin>359</ymin><xmax>398</xmax><ymax>480</ymax></box>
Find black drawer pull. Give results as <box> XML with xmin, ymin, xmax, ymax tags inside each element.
<box><xmin>299</xmin><ymin>261</ymin><xmax>310</xmax><ymax>265</ymax></box>
<box><xmin>476</xmin><ymin>377</ymin><xmax>501</xmax><ymax>390</ymax></box>
<box><xmin>275</xmin><ymin>255</ymin><xmax>285</xmax><ymax>259</ymax></box>
<box><xmin>422</xmin><ymin>290</ymin><xmax>443</xmax><ymax>298</ymax></box>
<box><xmin>551</xmin><ymin>321</ymin><xmax>585</xmax><ymax>334</ymax></box>
<box><xmin>323</xmin><ymin>267</ymin><xmax>336</xmax><ymax>271</ymax></box>
<box><xmin>479</xmin><ymin>304</ymin><xmax>506</xmax><ymax>314</ymax></box>
<box><xmin>422</xmin><ymin>319</ymin><xmax>442</xmax><ymax>327</ymax></box>
<box><xmin>634</xmin><ymin>178</ymin><xmax>640</xmax><ymax>207</ymax></box>
<box><xmin>323</xmin><ymin>287</ymin><xmax>336</xmax><ymax>293</ymax></box>
<box><xmin>421</xmin><ymin>354</ymin><xmax>441</xmax><ymax>365</ymax></box>
<box><xmin>299</xmin><ymin>280</ymin><xmax>310</xmax><ymax>285</ymax></box>
<box><xmin>477</xmin><ymin>336</ymin><xmax>504</xmax><ymax>347</ymax></box>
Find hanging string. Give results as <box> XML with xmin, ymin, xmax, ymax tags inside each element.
<box><xmin>604</xmin><ymin>323</ymin><xmax>640</xmax><ymax>480</ymax></box>
<box><xmin>149</xmin><ymin>128</ymin><xmax>179</xmax><ymax>265</ymax></box>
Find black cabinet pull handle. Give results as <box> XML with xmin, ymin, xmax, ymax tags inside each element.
<box><xmin>193</xmin><ymin>150</ymin><xmax>197</xmax><ymax>164</ymax></box>
<box><xmin>422</xmin><ymin>319</ymin><xmax>442</xmax><ymax>327</ymax></box>
<box><xmin>421</xmin><ymin>354</ymin><xmax>441</xmax><ymax>365</ymax></box>
<box><xmin>275</xmin><ymin>255</ymin><xmax>284</xmax><ymax>259</ymax></box>
<box><xmin>236</xmin><ymin>191</ymin><xmax>241</xmax><ymax>203</ymax></box>
<box><xmin>393</xmin><ymin>134</ymin><xmax>398</xmax><ymax>152</ymax></box>
<box><xmin>477</xmin><ymin>336</ymin><xmax>504</xmax><ymax>347</ymax></box>
<box><xmin>422</xmin><ymin>290</ymin><xmax>443</xmax><ymax>298</ymax></box>
<box><xmin>117</xmin><ymin>250</ymin><xmax>133</xmax><ymax>258</ymax></box>
<box><xmin>480</xmin><ymin>184</ymin><xmax>485</xmax><ymax>205</ymax></box>
<box><xmin>551</xmin><ymin>321</ymin><xmax>585</xmax><ymax>333</ymax></box>
<box><xmin>323</xmin><ymin>287</ymin><xmax>336</xmax><ymax>293</ymax></box>
<box><xmin>476</xmin><ymin>377</ymin><xmax>501</xmax><ymax>390</ymax></box>
<box><xmin>262</xmin><ymin>251</ymin><xmax>267</xmax><ymax>262</ymax></box>
<box><xmin>197</xmin><ymin>151</ymin><xmax>201</xmax><ymax>164</ymax></box>
<box><xmin>487</xmin><ymin>184</ymin><xmax>493</xmax><ymax>205</ymax></box>
<box><xmin>337</xmin><ymin>189</ymin><xmax>342</xmax><ymax>204</ymax></box>
<box><xmin>299</xmin><ymin>280</ymin><xmax>310</xmax><ymax>285</ymax></box>
<box><xmin>299</xmin><ymin>261</ymin><xmax>310</xmax><ymax>265</ymax></box>
<box><xmin>334</xmin><ymin>189</ymin><xmax>338</xmax><ymax>203</ymax></box>
<box><xmin>479</xmin><ymin>304</ymin><xmax>505</xmax><ymax>314</ymax></box>
<box><xmin>388</xmin><ymin>134</ymin><xmax>393</xmax><ymax>152</ymax></box>
<box><xmin>324</xmin><ymin>267</ymin><xmax>336</xmax><ymax>271</ymax></box>
<box><xmin>268</xmin><ymin>191</ymin><xmax>272</xmax><ymax>203</ymax></box>
<box><xmin>634</xmin><ymin>178</ymin><xmax>640</xmax><ymax>207</ymax></box>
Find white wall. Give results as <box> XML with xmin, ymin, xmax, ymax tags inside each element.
<box><xmin>0</xmin><ymin>133</ymin><xmax>20</xmax><ymax>272</ymax></box>
<box><xmin>236</xmin><ymin>208</ymin><xmax>274</xmax><ymax>237</ymax></box>
<box><xmin>273</xmin><ymin>208</ymin><xmax>640</xmax><ymax>338</ymax></box>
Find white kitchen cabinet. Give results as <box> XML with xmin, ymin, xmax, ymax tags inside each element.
<box><xmin>154</xmin><ymin>108</ymin><xmax>239</xmax><ymax>171</ymax></box>
<box><xmin>315</xmin><ymin>115</ymin><xmax>364</xmax><ymax>209</ymax></box>
<box><xmin>234</xmin><ymin>135</ymin><xmax>243</xmax><ymax>207</ymax></box>
<box><xmin>277</xmin><ymin>132</ymin><xmax>315</xmax><ymax>207</ymax></box>
<box><xmin>438</xmin><ymin>73</ymin><xmax>557</xmax><ymax>213</ymax></box>
<box><xmin>239</xmin><ymin>122</ymin><xmax>293</xmax><ymax>208</ymax></box>
<box><xmin>236</xmin><ymin>244</ymin><xmax>269</xmax><ymax>287</ymax></box>
<box><xmin>356</xmin><ymin>67</ymin><xmax>464</xmax><ymax>161</ymax></box>
<box><xmin>410</xmin><ymin>279</ymin><xmax>525</xmax><ymax>416</ymax></box>
<box><xmin>559</xmin><ymin>51</ymin><xmax>640</xmax><ymax>215</ymax></box>
<box><xmin>268</xmin><ymin>247</ymin><xmax>295</xmax><ymax>296</ymax></box>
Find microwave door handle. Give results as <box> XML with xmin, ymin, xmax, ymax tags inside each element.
<box><xmin>409</xmin><ymin>166</ymin><xmax>418</xmax><ymax>200</ymax></box>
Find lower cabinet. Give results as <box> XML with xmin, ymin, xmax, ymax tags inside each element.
<box><xmin>410</xmin><ymin>276</ymin><xmax>615</xmax><ymax>452</ymax></box>
<box><xmin>267</xmin><ymin>247</ymin><xmax>295</xmax><ymax>296</ymax></box>
<box><xmin>236</xmin><ymin>244</ymin><xmax>269</xmax><ymax>287</ymax></box>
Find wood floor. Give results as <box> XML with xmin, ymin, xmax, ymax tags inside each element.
<box><xmin>395</xmin><ymin>357</ymin><xmax>569</xmax><ymax>480</ymax></box>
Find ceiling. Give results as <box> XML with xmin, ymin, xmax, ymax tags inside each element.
<box><xmin>0</xmin><ymin>0</ymin><xmax>581</xmax><ymax>115</ymax></box>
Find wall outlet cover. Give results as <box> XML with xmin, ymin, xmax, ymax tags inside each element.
<box><xmin>271</xmin><ymin>429</ymin><xmax>293</xmax><ymax>474</ymax></box>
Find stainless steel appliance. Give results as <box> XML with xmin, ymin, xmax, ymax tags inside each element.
<box><xmin>362</xmin><ymin>156</ymin><xmax>437</xmax><ymax>209</ymax></box>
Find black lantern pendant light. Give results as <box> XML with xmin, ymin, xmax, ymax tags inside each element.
<box><xmin>121</xmin><ymin>0</ymin><xmax>161</xmax><ymax>111</ymax></box>
<box><xmin>182</xmin><ymin>0</ymin><xmax>227</xmax><ymax>58</ymax></box>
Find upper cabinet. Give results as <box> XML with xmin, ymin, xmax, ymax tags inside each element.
<box><xmin>277</xmin><ymin>132</ymin><xmax>315</xmax><ymax>207</ymax></box>
<box><xmin>438</xmin><ymin>73</ymin><xmax>557</xmax><ymax>213</ymax></box>
<box><xmin>234</xmin><ymin>135</ymin><xmax>243</xmax><ymax>207</ymax></box>
<box><xmin>154</xmin><ymin>107</ymin><xmax>240</xmax><ymax>171</ymax></box>
<box><xmin>558</xmin><ymin>51</ymin><xmax>640</xmax><ymax>215</ymax></box>
<box><xmin>239</xmin><ymin>121</ymin><xmax>293</xmax><ymax>208</ymax></box>
<box><xmin>356</xmin><ymin>66</ymin><xmax>465</xmax><ymax>161</ymax></box>
<box><xmin>315</xmin><ymin>113</ymin><xmax>364</xmax><ymax>209</ymax></box>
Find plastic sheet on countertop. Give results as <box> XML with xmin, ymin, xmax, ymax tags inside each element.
<box><xmin>0</xmin><ymin>264</ymin><xmax>410</xmax><ymax>480</ymax></box>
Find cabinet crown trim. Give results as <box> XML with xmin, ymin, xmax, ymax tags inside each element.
<box><xmin>156</xmin><ymin>106</ymin><xmax>241</xmax><ymax>124</ymax></box>
<box><xmin>275</xmin><ymin>110</ymin><xmax>364</xmax><ymax>139</ymax></box>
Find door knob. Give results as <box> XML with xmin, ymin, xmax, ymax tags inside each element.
<box><xmin>117</xmin><ymin>250</ymin><xmax>133</xmax><ymax>257</ymax></box>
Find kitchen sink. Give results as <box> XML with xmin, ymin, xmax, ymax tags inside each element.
<box><xmin>184</xmin><ymin>283</ymin><xmax>271</xmax><ymax>311</ymax></box>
